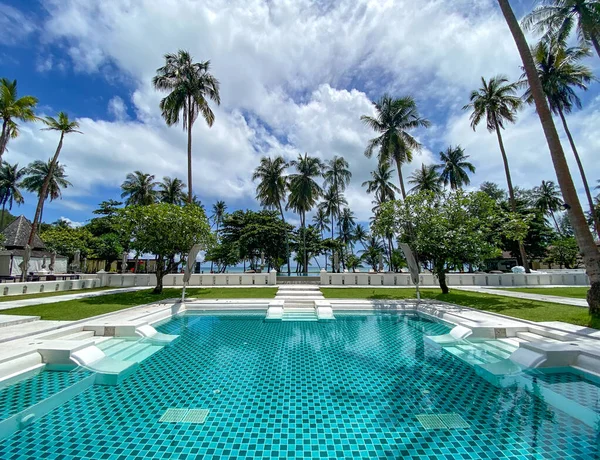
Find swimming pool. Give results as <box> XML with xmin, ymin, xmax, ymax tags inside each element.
<box><xmin>0</xmin><ymin>312</ymin><xmax>597</xmax><ymax>459</ymax></box>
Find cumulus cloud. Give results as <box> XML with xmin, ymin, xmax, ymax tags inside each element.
<box><xmin>5</xmin><ymin>0</ymin><xmax>598</xmax><ymax>224</ymax></box>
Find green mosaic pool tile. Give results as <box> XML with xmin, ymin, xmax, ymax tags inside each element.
<box><xmin>0</xmin><ymin>312</ymin><xmax>596</xmax><ymax>459</ymax></box>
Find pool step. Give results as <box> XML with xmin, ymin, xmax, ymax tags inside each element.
<box><xmin>282</xmin><ymin>308</ymin><xmax>318</xmax><ymax>322</ymax></box>
<box><xmin>97</xmin><ymin>338</ymin><xmax>164</xmax><ymax>363</ymax></box>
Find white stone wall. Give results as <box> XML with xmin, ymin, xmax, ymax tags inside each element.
<box><xmin>319</xmin><ymin>270</ymin><xmax>590</xmax><ymax>287</ymax></box>
<box><xmin>0</xmin><ymin>277</ymin><xmax>103</xmax><ymax>297</ymax></box>
<box><xmin>101</xmin><ymin>270</ymin><xmax>278</xmax><ymax>288</ymax></box>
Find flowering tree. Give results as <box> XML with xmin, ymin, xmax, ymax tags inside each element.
<box><xmin>373</xmin><ymin>190</ymin><xmax>527</xmax><ymax>293</ymax></box>
<box><xmin>117</xmin><ymin>203</ymin><xmax>213</xmax><ymax>293</ymax></box>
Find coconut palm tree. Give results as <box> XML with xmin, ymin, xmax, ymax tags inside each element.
<box><xmin>353</xmin><ymin>224</ymin><xmax>369</xmax><ymax>252</ymax></box>
<box><xmin>463</xmin><ymin>75</ymin><xmax>531</xmax><ymax>272</ymax></box>
<box><xmin>158</xmin><ymin>177</ymin><xmax>186</xmax><ymax>205</ymax></box>
<box><xmin>408</xmin><ymin>164</ymin><xmax>443</xmax><ymax>195</ymax></box>
<box><xmin>436</xmin><ymin>146</ymin><xmax>476</xmax><ymax>189</ymax></box>
<box><xmin>360</xmin><ymin>236</ymin><xmax>386</xmax><ymax>271</ymax></box>
<box><xmin>362</xmin><ymin>162</ymin><xmax>401</xmax><ymax>203</ymax></box>
<box><xmin>28</xmin><ymin>112</ymin><xmax>81</xmax><ymax>245</ymax></box>
<box><xmin>312</xmin><ymin>207</ymin><xmax>331</xmax><ymax>270</ymax></box>
<box><xmin>21</xmin><ymin>160</ymin><xmax>71</xmax><ymax>224</ymax></box>
<box><xmin>287</xmin><ymin>153</ymin><xmax>323</xmax><ymax>274</ymax></box>
<box><xmin>361</xmin><ymin>95</ymin><xmax>430</xmax><ymax>198</ymax></box>
<box><xmin>0</xmin><ymin>79</ymin><xmax>38</xmax><ymax>163</ymax></box>
<box><xmin>120</xmin><ymin>171</ymin><xmax>159</xmax><ymax>206</ymax></box>
<box><xmin>252</xmin><ymin>155</ymin><xmax>290</xmax><ymax>274</ymax></box>
<box><xmin>522</xmin><ymin>0</ymin><xmax>600</xmax><ymax>59</ymax></box>
<box><xmin>318</xmin><ymin>186</ymin><xmax>346</xmax><ymax>272</ymax></box>
<box><xmin>323</xmin><ymin>155</ymin><xmax>352</xmax><ymax>234</ymax></box>
<box><xmin>0</xmin><ymin>162</ymin><xmax>26</xmax><ymax>228</ymax></box>
<box><xmin>339</xmin><ymin>208</ymin><xmax>356</xmax><ymax>249</ymax></box>
<box><xmin>211</xmin><ymin>200</ymin><xmax>227</xmax><ymax>234</ymax></box>
<box><xmin>498</xmin><ymin>0</ymin><xmax>600</xmax><ymax>314</ymax></box>
<box><xmin>520</xmin><ymin>39</ymin><xmax>599</xmax><ymax>238</ymax></box>
<box><xmin>153</xmin><ymin>50</ymin><xmax>220</xmax><ymax>203</ymax></box>
<box><xmin>533</xmin><ymin>180</ymin><xmax>564</xmax><ymax>232</ymax></box>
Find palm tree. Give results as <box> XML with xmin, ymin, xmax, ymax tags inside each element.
<box><xmin>339</xmin><ymin>208</ymin><xmax>356</xmax><ymax>250</ymax></box>
<box><xmin>158</xmin><ymin>177</ymin><xmax>186</xmax><ymax>205</ymax></box>
<box><xmin>0</xmin><ymin>162</ymin><xmax>26</xmax><ymax>228</ymax></box>
<box><xmin>522</xmin><ymin>0</ymin><xmax>600</xmax><ymax>59</ymax></box>
<box><xmin>533</xmin><ymin>180</ymin><xmax>564</xmax><ymax>231</ymax></box>
<box><xmin>22</xmin><ymin>160</ymin><xmax>72</xmax><ymax>224</ymax></box>
<box><xmin>436</xmin><ymin>146</ymin><xmax>476</xmax><ymax>189</ymax></box>
<box><xmin>28</xmin><ymin>112</ymin><xmax>81</xmax><ymax>245</ymax></box>
<box><xmin>120</xmin><ymin>171</ymin><xmax>159</xmax><ymax>206</ymax></box>
<box><xmin>353</xmin><ymin>224</ymin><xmax>369</xmax><ymax>252</ymax></box>
<box><xmin>520</xmin><ymin>39</ymin><xmax>599</xmax><ymax>238</ymax></box>
<box><xmin>408</xmin><ymin>164</ymin><xmax>443</xmax><ymax>195</ymax></box>
<box><xmin>360</xmin><ymin>236</ymin><xmax>385</xmax><ymax>271</ymax></box>
<box><xmin>0</xmin><ymin>79</ymin><xmax>38</xmax><ymax>163</ymax></box>
<box><xmin>463</xmin><ymin>75</ymin><xmax>531</xmax><ymax>272</ymax></box>
<box><xmin>323</xmin><ymin>155</ymin><xmax>352</xmax><ymax>234</ymax></box>
<box><xmin>498</xmin><ymin>0</ymin><xmax>600</xmax><ymax>314</ymax></box>
<box><xmin>361</xmin><ymin>94</ymin><xmax>430</xmax><ymax>198</ymax></box>
<box><xmin>313</xmin><ymin>207</ymin><xmax>331</xmax><ymax>270</ymax></box>
<box><xmin>211</xmin><ymin>200</ymin><xmax>227</xmax><ymax>233</ymax></box>
<box><xmin>153</xmin><ymin>50</ymin><xmax>221</xmax><ymax>203</ymax></box>
<box><xmin>318</xmin><ymin>186</ymin><xmax>347</xmax><ymax>272</ymax></box>
<box><xmin>252</xmin><ymin>155</ymin><xmax>291</xmax><ymax>274</ymax></box>
<box><xmin>287</xmin><ymin>153</ymin><xmax>323</xmax><ymax>274</ymax></box>
<box><xmin>362</xmin><ymin>162</ymin><xmax>401</xmax><ymax>203</ymax></box>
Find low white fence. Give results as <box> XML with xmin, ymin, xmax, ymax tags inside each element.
<box><xmin>319</xmin><ymin>270</ymin><xmax>590</xmax><ymax>287</ymax></box>
<box><xmin>99</xmin><ymin>270</ymin><xmax>278</xmax><ymax>288</ymax></box>
<box><xmin>0</xmin><ymin>275</ymin><xmax>103</xmax><ymax>298</ymax></box>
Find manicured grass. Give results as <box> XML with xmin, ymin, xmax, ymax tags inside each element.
<box><xmin>497</xmin><ymin>287</ymin><xmax>588</xmax><ymax>299</ymax></box>
<box><xmin>321</xmin><ymin>287</ymin><xmax>599</xmax><ymax>329</ymax></box>
<box><xmin>0</xmin><ymin>287</ymin><xmax>277</xmax><ymax>321</ymax></box>
<box><xmin>0</xmin><ymin>286</ymin><xmax>113</xmax><ymax>302</ymax></box>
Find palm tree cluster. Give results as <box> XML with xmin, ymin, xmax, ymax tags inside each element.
<box><xmin>120</xmin><ymin>172</ymin><xmax>189</xmax><ymax>207</ymax></box>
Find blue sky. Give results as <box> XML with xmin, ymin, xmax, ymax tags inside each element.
<box><xmin>1</xmin><ymin>0</ymin><xmax>599</xmax><ymax>230</ymax></box>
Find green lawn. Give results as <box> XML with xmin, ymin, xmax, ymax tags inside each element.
<box><xmin>0</xmin><ymin>286</ymin><xmax>113</xmax><ymax>302</ymax></box>
<box><xmin>497</xmin><ymin>287</ymin><xmax>588</xmax><ymax>299</ymax></box>
<box><xmin>321</xmin><ymin>287</ymin><xmax>599</xmax><ymax>328</ymax></box>
<box><xmin>0</xmin><ymin>287</ymin><xmax>278</xmax><ymax>321</ymax></box>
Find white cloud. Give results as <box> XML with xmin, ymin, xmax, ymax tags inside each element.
<box><xmin>59</xmin><ymin>216</ymin><xmax>84</xmax><ymax>227</ymax></box>
<box><xmin>0</xmin><ymin>3</ymin><xmax>36</xmax><ymax>45</ymax></box>
<box><xmin>5</xmin><ymin>0</ymin><xmax>597</xmax><ymax>226</ymax></box>
<box><xmin>107</xmin><ymin>96</ymin><xmax>128</xmax><ymax>121</ymax></box>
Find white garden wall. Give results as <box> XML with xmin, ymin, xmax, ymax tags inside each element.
<box><xmin>99</xmin><ymin>270</ymin><xmax>278</xmax><ymax>288</ymax></box>
<box><xmin>0</xmin><ymin>277</ymin><xmax>103</xmax><ymax>297</ymax></box>
<box><xmin>319</xmin><ymin>270</ymin><xmax>590</xmax><ymax>287</ymax></box>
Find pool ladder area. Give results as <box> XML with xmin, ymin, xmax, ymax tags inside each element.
<box><xmin>266</xmin><ymin>285</ymin><xmax>335</xmax><ymax>321</ymax></box>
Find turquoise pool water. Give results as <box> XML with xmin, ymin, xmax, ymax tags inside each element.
<box><xmin>0</xmin><ymin>313</ymin><xmax>598</xmax><ymax>459</ymax></box>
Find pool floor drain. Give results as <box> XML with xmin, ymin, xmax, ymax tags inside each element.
<box><xmin>159</xmin><ymin>408</ymin><xmax>209</xmax><ymax>424</ymax></box>
<box><xmin>416</xmin><ymin>413</ymin><xmax>469</xmax><ymax>430</ymax></box>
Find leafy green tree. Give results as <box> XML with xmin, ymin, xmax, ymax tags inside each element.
<box><xmin>436</xmin><ymin>146</ymin><xmax>476</xmax><ymax>189</ymax></box>
<box><xmin>359</xmin><ymin>236</ymin><xmax>385</xmax><ymax>271</ymax></box>
<box><xmin>41</xmin><ymin>226</ymin><xmax>95</xmax><ymax>261</ymax></box>
<box><xmin>287</xmin><ymin>153</ymin><xmax>323</xmax><ymax>274</ymax></box>
<box><xmin>546</xmin><ymin>236</ymin><xmax>580</xmax><ymax>268</ymax></box>
<box><xmin>28</xmin><ymin>112</ymin><xmax>81</xmax><ymax>246</ymax></box>
<box><xmin>90</xmin><ymin>233</ymin><xmax>125</xmax><ymax>271</ymax></box>
<box><xmin>290</xmin><ymin>225</ymin><xmax>324</xmax><ymax>273</ymax></box>
<box><xmin>120</xmin><ymin>171</ymin><xmax>158</xmax><ymax>206</ymax></box>
<box><xmin>153</xmin><ymin>51</ymin><xmax>220</xmax><ymax>203</ymax></box>
<box><xmin>374</xmin><ymin>191</ymin><xmax>527</xmax><ymax>293</ymax></box>
<box><xmin>0</xmin><ymin>162</ymin><xmax>26</xmax><ymax>228</ymax></box>
<box><xmin>0</xmin><ymin>78</ymin><xmax>38</xmax><ymax>162</ymax></box>
<box><xmin>532</xmin><ymin>180</ymin><xmax>564</xmax><ymax>232</ymax></box>
<box><xmin>361</xmin><ymin>94</ymin><xmax>430</xmax><ymax>198</ymax></box>
<box><xmin>21</xmin><ymin>159</ymin><xmax>72</xmax><ymax>224</ymax></box>
<box><xmin>480</xmin><ymin>181</ymin><xmax>507</xmax><ymax>202</ymax></box>
<box><xmin>219</xmin><ymin>210</ymin><xmax>293</xmax><ymax>272</ymax></box>
<box><xmin>408</xmin><ymin>164</ymin><xmax>442</xmax><ymax>195</ymax></box>
<box><xmin>521</xmin><ymin>39</ymin><xmax>599</xmax><ymax>238</ymax></box>
<box><xmin>158</xmin><ymin>177</ymin><xmax>186</xmax><ymax>205</ymax></box>
<box><xmin>116</xmin><ymin>203</ymin><xmax>213</xmax><ymax>293</ymax></box>
<box><xmin>252</xmin><ymin>155</ymin><xmax>290</xmax><ymax>274</ymax></box>
<box><xmin>204</xmin><ymin>241</ymin><xmax>240</xmax><ymax>273</ymax></box>
<box><xmin>463</xmin><ymin>75</ymin><xmax>531</xmax><ymax>272</ymax></box>
<box><xmin>522</xmin><ymin>0</ymin><xmax>600</xmax><ymax>58</ymax></box>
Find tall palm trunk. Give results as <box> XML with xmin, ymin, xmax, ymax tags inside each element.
<box><xmin>557</xmin><ymin>107</ymin><xmax>600</xmax><ymax>239</ymax></box>
<box><xmin>395</xmin><ymin>160</ymin><xmax>407</xmax><ymax>199</ymax></box>
<box><xmin>591</xmin><ymin>34</ymin><xmax>600</xmax><ymax>60</ymax></box>
<box><xmin>331</xmin><ymin>211</ymin><xmax>336</xmax><ymax>272</ymax></box>
<box><xmin>278</xmin><ymin>202</ymin><xmax>291</xmax><ymax>276</ymax></box>
<box><xmin>493</xmin><ymin>119</ymin><xmax>531</xmax><ymax>273</ymax></box>
<box><xmin>0</xmin><ymin>197</ymin><xmax>6</xmax><ymax>230</ymax></box>
<box><xmin>550</xmin><ymin>210</ymin><xmax>561</xmax><ymax>235</ymax></box>
<box><xmin>28</xmin><ymin>132</ymin><xmax>64</xmax><ymax>246</ymax></box>
<box><xmin>0</xmin><ymin>119</ymin><xmax>8</xmax><ymax>163</ymax></box>
<box><xmin>497</xmin><ymin>0</ymin><xmax>600</xmax><ymax>314</ymax></box>
<box><xmin>187</xmin><ymin>98</ymin><xmax>193</xmax><ymax>204</ymax></box>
